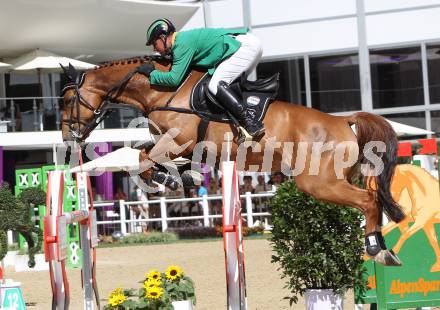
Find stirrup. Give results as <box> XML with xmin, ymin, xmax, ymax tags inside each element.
<box><xmin>237</xmin><ymin>126</ymin><xmax>253</xmax><ymax>145</ymax></box>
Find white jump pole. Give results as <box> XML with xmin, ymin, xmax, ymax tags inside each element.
<box><xmin>44</xmin><ymin>171</ymin><xmax>99</xmax><ymax>310</ymax></box>
<box><xmin>222</xmin><ymin>134</ymin><xmax>248</xmax><ymax>310</ymax></box>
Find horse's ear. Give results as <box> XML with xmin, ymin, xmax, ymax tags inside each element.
<box><xmin>60</xmin><ymin>64</ymin><xmax>71</xmax><ymax>81</ymax></box>
<box><xmin>68</xmin><ymin>63</ymin><xmax>78</xmax><ymax>82</ymax></box>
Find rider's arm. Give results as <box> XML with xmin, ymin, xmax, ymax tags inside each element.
<box><xmin>149</xmin><ymin>44</ymin><xmax>195</xmax><ymax>87</ymax></box>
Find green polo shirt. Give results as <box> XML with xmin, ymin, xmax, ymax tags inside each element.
<box><xmin>150</xmin><ymin>27</ymin><xmax>248</xmax><ymax>87</ymax></box>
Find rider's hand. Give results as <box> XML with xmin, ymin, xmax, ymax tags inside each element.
<box><xmin>137</xmin><ymin>63</ymin><xmax>155</xmax><ymax>77</ymax></box>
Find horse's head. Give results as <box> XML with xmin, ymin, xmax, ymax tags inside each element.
<box><xmin>61</xmin><ymin>57</ymin><xmax>171</xmax><ymax>144</ymax></box>
<box><xmin>61</xmin><ymin>63</ymin><xmax>105</xmax><ymax>143</ymax></box>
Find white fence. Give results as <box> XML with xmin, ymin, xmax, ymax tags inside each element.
<box><xmin>93</xmin><ymin>191</ymin><xmax>275</xmax><ymax>235</ymax></box>
<box><xmin>5</xmin><ymin>191</ymin><xmax>275</xmax><ymax>246</ymax></box>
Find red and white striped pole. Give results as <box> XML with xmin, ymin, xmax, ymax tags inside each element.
<box><xmin>222</xmin><ymin>158</ymin><xmax>248</xmax><ymax>310</ymax></box>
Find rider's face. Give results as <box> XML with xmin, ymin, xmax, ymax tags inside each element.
<box><xmin>152</xmin><ymin>35</ymin><xmax>168</xmax><ymax>56</ymax></box>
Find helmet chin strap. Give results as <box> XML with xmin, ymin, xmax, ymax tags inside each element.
<box><xmin>161</xmin><ymin>36</ymin><xmax>167</xmax><ymax>48</ymax></box>
<box><xmin>161</xmin><ymin>36</ymin><xmax>172</xmax><ymax>56</ymax></box>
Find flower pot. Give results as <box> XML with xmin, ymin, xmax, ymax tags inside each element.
<box><xmin>172</xmin><ymin>300</ymin><xmax>194</xmax><ymax>310</ymax></box>
<box><xmin>304</xmin><ymin>289</ymin><xmax>343</xmax><ymax>310</ymax></box>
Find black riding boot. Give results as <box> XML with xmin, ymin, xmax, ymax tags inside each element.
<box><xmin>216</xmin><ymin>81</ymin><xmax>265</xmax><ymax>137</ymax></box>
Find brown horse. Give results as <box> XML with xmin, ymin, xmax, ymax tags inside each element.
<box><xmin>60</xmin><ymin>56</ymin><xmax>405</xmax><ymax>266</ymax></box>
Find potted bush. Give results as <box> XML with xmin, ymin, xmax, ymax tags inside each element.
<box><xmin>270</xmin><ymin>181</ymin><xmax>367</xmax><ymax>309</ymax></box>
<box><xmin>0</xmin><ymin>184</ymin><xmax>45</xmax><ymax>270</ymax></box>
<box><xmin>105</xmin><ymin>265</ymin><xmax>196</xmax><ymax>310</ymax></box>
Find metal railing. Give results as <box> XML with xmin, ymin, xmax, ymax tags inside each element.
<box><xmin>5</xmin><ymin>191</ymin><xmax>273</xmax><ymax>246</ymax></box>
<box><xmin>93</xmin><ymin>191</ymin><xmax>275</xmax><ymax>235</ymax></box>
<box><xmin>0</xmin><ymin>97</ymin><xmax>62</xmax><ymax>131</ymax></box>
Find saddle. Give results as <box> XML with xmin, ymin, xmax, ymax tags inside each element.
<box><xmin>190</xmin><ymin>72</ymin><xmax>279</xmax><ymax>123</ymax></box>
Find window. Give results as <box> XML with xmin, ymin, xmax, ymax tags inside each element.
<box><xmin>427</xmin><ymin>45</ymin><xmax>440</xmax><ymax>104</ymax></box>
<box><xmin>431</xmin><ymin>110</ymin><xmax>440</xmax><ymax>137</ymax></box>
<box><xmin>309</xmin><ymin>54</ymin><xmax>361</xmax><ymax>113</ymax></box>
<box><xmin>257</xmin><ymin>58</ymin><xmax>305</xmax><ymax>105</ymax></box>
<box><xmin>370</xmin><ymin>47</ymin><xmax>424</xmax><ymax>109</ymax></box>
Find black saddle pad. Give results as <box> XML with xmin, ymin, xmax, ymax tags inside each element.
<box><xmin>190</xmin><ymin>73</ymin><xmax>278</xmax><ymax>123</ymax></box>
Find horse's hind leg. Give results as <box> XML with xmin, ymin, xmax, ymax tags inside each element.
<box><xmin>296</xmin><ymin>177</ymin><xmax>401</xmax><ymax>266</ymax></box>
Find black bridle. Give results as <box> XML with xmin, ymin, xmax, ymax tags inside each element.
<box><xmin>61</xmin><ymin>62</ymin><xmax>153</xmax><ymax>142</ymax></box>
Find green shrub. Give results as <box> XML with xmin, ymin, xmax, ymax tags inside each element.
<box><xmin>120</xmin><ymin>232</ymin><xmax>178</xmax><ymax>244</ymax></box>
<box><xmin>269</xmin><ymin>180</ymin><xmax>367</xmax><ymax>304</ymax></box>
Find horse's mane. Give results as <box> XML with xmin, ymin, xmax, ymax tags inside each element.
<box><xmin>94</xmin><ymin>55</ymin><xmax>170</xmax><ymax>70</ymax></box>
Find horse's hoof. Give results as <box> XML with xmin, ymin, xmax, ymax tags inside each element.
<box><xmin>371</xmin><ymin>250</ymin><xmax>402</xmax><ymax>266</ymax></box>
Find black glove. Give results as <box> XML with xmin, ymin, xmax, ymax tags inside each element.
<box><xmin>136</xmin><ymin>63</ymin><xmax>155</xmax><ymax>77</ymax></box>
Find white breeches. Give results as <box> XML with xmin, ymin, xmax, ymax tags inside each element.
<box><xmin>208</xmin><ymin>33</ymin><xmax>263</xmax><ymax>95</ymax></box>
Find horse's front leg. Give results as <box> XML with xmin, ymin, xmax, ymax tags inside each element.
<box><xmin>138</xmin><ymin>148</ymin><xmax>181</xmax><ymax>191</ymax></box>
<box><xmin>137</xmin><ymin>129</ymin><xmax>193</xmax><ymax>190</ymax></box>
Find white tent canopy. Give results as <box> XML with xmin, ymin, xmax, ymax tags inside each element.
<box><xmin>386</xmin><ymin>120</ymin><xmax>434</xmax><ymax>136</ymax></box>
<box><xmin>70</xmin><ymin>147</ymin><xmax>141</xmax><ymax>173</ymax></box>
<box><xmin>9</xmin><ymin>49</ymin><xmax>95</xmax><ymax>72</ymax></box>
<box><xmin>70</xmin><ymin>147</ymin><xmax>192</xmax><ymax>173</ymax></box>
<box><xmin>0</xmin><ymin>0</ymin><xmax>201</xmax><ymax>63</ymax></box>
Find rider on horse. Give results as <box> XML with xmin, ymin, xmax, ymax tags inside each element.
<box><xmin>143</xmin><ymin>18</ymin><xmax>265</xmax><ymax>139</ymax></box>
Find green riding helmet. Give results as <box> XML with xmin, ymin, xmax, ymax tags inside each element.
<box><xmin>146</xmin><ymin>18</ymin><xmax>176</xmax><ymax>46</ymax></box>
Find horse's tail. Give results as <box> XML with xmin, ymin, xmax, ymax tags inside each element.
<box><xmin>349</xmin><ymin>112</ymin><xmax>405</xmax><ymax>223</ymax></box>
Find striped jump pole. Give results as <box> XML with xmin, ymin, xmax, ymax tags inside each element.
<box><xmin>221</xmin><ymin>159</ymin><xmax>248</xmax><ymax>310</ymax></box>
<box><xmin>44</xmin><ymin>171</ymin><xmax>100</xmax><ymax>310</ymax></box>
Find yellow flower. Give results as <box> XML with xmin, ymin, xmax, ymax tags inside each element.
<box><xmin>109</xmin><ymin>287</ymin><xmax>123</xmax><ymax>298</ymax></box>
<box><xmin>144</xmin><ymin>278</ymin><xmax>162</xmax><ymax>289</ymax></box>
<box><xmin>146</xmin><ymin>286</ymin><xmax>163</xmax><ymax>299</ymax></box>
<box><xmin>165</xmin><ymin>265</ymin><xmax>183</xmax><ymax>281</ymax></box>
<box><xmin>108</xmin><ymin>293</ymin><xmax>126</xmax><ymax>306</ymax></box>
<box><xmin>146</xmin><ymin>270</ymin><xmax>161</xmax><ymax>281</ymax></box>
